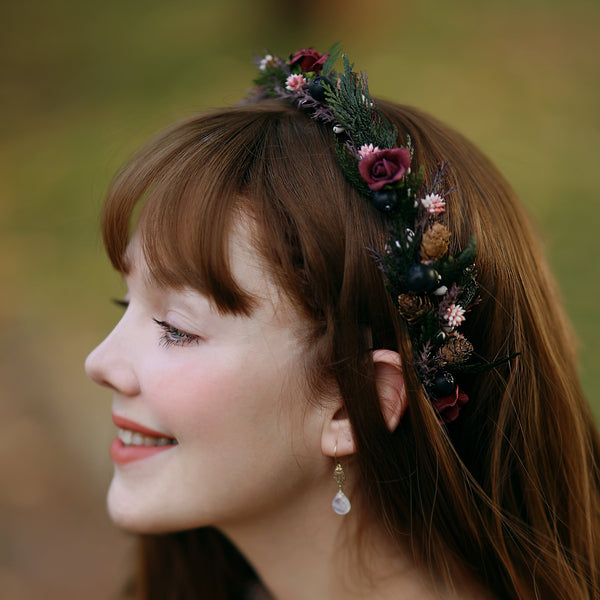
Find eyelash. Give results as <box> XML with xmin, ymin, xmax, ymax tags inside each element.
<box><xmin>112</xmin><ymin>298</ymin><xmax>129</xmax><ymax>309</ymax></box>
<box><xmin>111</xmin><ymin>299</ymin><xmax>200</xmax><ymax>348</ymax></box>
<box><xmin>153</xmin><ymin>319</ymin><xmax>201</xmax><ymax>348</ymax></box>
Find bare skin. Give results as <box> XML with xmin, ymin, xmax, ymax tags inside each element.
<box><xmin>222</xmin><ymin>474</ymin><xmax>495</xmax><ymax>600</ymax></box>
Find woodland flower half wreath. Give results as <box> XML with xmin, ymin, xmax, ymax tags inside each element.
<box><xmin>249</xmin><ymin>44</ymin><xmax>512</xmax><ymax>423</ymax></box>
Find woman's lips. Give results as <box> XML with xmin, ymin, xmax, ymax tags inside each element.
<box><xmin>112</xmin><ymin>414</ymin><xmax>174</xmax><ymax>438</ymax></box>
<box><xmin>110</xmin><ymin>414</ymin><xmax>177</xmax><ymax>466</ymax></box>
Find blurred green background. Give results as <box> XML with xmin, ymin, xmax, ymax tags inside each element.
<box><xmin>1</xmin><ymin>0</ymin><xmax>598</xmax><ymax>598</ymax></box>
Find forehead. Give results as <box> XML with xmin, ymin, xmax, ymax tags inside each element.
<box><xmin>222</xmin><ymin>216</ymin><xmax>284</xmax><ymax>305</ymax></box>
<box><xmin>126</xmin><ymin>217</ymin><xmax>295</xmax><ymax>326</ymax></box>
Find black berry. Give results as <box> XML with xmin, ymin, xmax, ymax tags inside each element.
<box><xmin>308</xmin><ymin>76</ymin><xmax>331</xmax><ymax>101</ymax></box>
<box><xmin>431</xmin><ymin>372</ymin><xmax>456</xmax><ymax>397</ymax></box>
<box><xmin>372</xmin><ymin>189</ymin><xmax>398</xmax><ymax>212</ymax></box>
<box><xmin>404</xmin><ymin>264</ymin><xmax>438</xmax><ymax>293</ymax></box>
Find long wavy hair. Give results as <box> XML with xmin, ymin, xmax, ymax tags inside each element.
<box><xmin>101</xmin><ymin>99</ymin><xmax>600</xmax><ymax>599</ymax></box>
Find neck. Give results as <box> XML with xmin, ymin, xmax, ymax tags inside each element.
<box><xmin>218</xmin><ymin>481</ymin><xmax>489</xmax><ymax>600</ymax></box>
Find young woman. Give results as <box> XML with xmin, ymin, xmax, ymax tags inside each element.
<box><xmin>85</xmin><ymin>46</ymin><xmax>600</xmax><ymax>599</ymax></box>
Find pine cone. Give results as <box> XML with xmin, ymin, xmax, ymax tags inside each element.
<box><xmin>397</xmin><ymin>292</ymin><xmax>434</xmax><ymax>323</ymax></box>
<box><xmin>421</xmin><ymin>222</ymin><xmax>451</xmax><ymax>262</ymax></box>
<box><xmin>436</xmin><ymin>335</ymin><xmax>474</xmax><ymax>365</ymax></box>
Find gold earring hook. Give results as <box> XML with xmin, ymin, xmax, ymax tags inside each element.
<box><xmin>331</xmin><ymin>441</ymin><xmax>351</xmax><ymax>514</ymax></box>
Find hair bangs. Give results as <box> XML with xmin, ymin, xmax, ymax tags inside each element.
<box><xmin>102</xmin><ymin>102</ymin><xmax>385</xmax><ymax>323</ymax></box>
<box><xmin>101</xmin><ymin>109</ymin><xmax>289</xmax><ymax>315</ymax></box>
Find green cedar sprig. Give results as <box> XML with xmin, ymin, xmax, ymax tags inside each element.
<box><xmin>253</xmin><ymin>61</ymin><xmax>289</xmax><ymax>94</ymax></box>
<box><xmin>415</xmin><ymin>311</ymin><xmax>442</xmax><ymax>350</ymax></box>
<box><xmin>435</xmin><ymin>237</ymin><xmax>476</xmax><ymax>286</ymax></box>
<box><xmin>324</xmin><ymin>56</ymin><xmax>397</xmax><ymax>151</ymax></box>
<box><xmin>334</xmin><ymin>139</ymin><xmax>372</xmax><ymax>197</ymax></box>
<box><xmin>320</xmin><ymin>42</ymin><xmax>342</xmax><ymax>76</ymax></box>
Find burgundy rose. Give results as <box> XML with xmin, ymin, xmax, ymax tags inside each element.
<box><xmin>358</xmin><ymin>148</ymin><xmax>411</xmax><ymax>191</ymax></box>
<box><xmin>431</xmin><ymin>386</ymin><xmax>469</xmax><ymax>424</ymax></box>
<box><xmin>289</xmin><ymin>48</ymin><xmax>329</xmax><ymax>74</ymax></box>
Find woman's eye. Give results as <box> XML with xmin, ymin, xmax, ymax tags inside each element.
<box><xmin>153</xmin><ymin>319</ymin><xmax>200</xmax><ymax>348</ymax></box>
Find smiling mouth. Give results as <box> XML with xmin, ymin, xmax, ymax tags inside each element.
<box><xmin>117</xmin><ymin>428</ymin><xmax>178</xmax><ymax>447</ymax></box>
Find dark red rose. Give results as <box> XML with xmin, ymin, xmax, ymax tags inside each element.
<box><xmin>289</xmin><ymin>48</ymin><xmax>329</xmax><ymax>74</ymax></box>
<box><xmin>358</xmin><ymin>148</ymin><xmax>411</xmax><ymax>191</ymax></box>
<box><xmin>431</xmin><ymin>386</ymin><xmax>469</xmax><ymax>424</ymax></box>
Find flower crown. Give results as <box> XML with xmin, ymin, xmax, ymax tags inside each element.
<box><xmin>249</xmin><ymin>44</ymin><xmax>510</xmax><ymax>423</ymax></box>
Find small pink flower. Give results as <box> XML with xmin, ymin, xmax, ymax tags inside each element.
<box><xmin>285</xmin><ymin>74</ymin><xmax>307</xmax><ymax>92</ymax></box>
<box><xmin>421</xmin><ymin>193</ymin><xmax>446</xmax><ymax>214</ymax></box>
<box><xmin>444</xmin><ymin>304</ymin><xmax>466</xmax><ymax>328</ymax></box>
<box><xmin>358</xmin><ymin>144</ymin><xmax>380</xmax><ymax>159</ymax></box>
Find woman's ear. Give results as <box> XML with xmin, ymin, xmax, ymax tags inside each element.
<box><xmin>372</xmin><ymin>349</ymin><xmax>407</xmax><ymax>432</ymax></box>
<box><xmin>321</xmin><ymin>402</ymin><xmax>356</xmax><ymax>458</ymax></box>
<box><xmin>321</xmin><ymin>349</ymin><xmax>407</xmax><ymax>458</ymax></box>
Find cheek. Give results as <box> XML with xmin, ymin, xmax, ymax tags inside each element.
<box><xmin>145</xmin><ymin>349</ymin><xmax>296</xmax><ymax>447</ymax></box>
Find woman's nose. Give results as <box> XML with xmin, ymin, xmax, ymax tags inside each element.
<box><xmin>85</xmin><ymin>319</ymin><xmax>140</xmax><ymax>397</ymax></box>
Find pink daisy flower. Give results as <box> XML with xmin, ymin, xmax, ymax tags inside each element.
<box><xmin>285</xmin><ymin>74</ymin><xmax>307</xmax><ymax>92</ymax></box>
<box><xmin>421</xmin><ymin>193</ymin><xmax>446</xmax><ymax>214</ymax></box>
<box><xmin>444</xmin><ymin>304</ymin><xmax>466</xmax><ymax>328</ymax></box>
<box><xmin>358</xmin><ymin>144</ymin><xmax>380</xmax><ymax>159</ymax></box>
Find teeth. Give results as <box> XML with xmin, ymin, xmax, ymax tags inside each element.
<box><xmin>118</xmin><ymin>428</ymin><xmax>176</xmax><ymax>447</ymax></box>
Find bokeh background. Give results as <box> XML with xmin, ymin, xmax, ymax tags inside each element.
<box><xmin>1</xmin><ymin>0</ymin><xmax>599</xmax><ymax>597</ymax></box>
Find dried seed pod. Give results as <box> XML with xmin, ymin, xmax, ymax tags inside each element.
<box><xmin>421</xmin><ymin>222</ymin><xmax>451</xmax><ymax>262</ymax></box>
<box><xmin>436</xmin><ymin>335</ymin><xmax>474</xmax><ymax>366</ymax></box>
<box><xmin>397</xmin><ymin>292</ymin><xmax>434</xmax><ymax>323</ymax></box>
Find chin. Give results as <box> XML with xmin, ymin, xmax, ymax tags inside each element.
<box><xmin>106</xmin><ymin>479</ymin><xmax>172</xmax><ymax>534</ymax></box>
<box><xmin>106</xmin><ymin>498</ymin><xmax>186</xmax><ymax>534</ymax></box>
<box><xmin>106</xmin><ymin>478</ymin><xmax>216</xmax><ymax>534</ymax></box>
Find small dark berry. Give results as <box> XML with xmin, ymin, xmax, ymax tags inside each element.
<box><xmin>404</xmin><ymin>264</ymin><xmax>438</xmax><ymax>293</ymax></box>
<box><xmin>372</xmin><ymin>189</ymin><xmax>398</xmax><ymax>212</ymax></box>
<box><xmin>431</xmin><ymin>372</ymin><xmax>456</xmax><ymax>397</ymax></box>
<box><xmin>308</xmin><ymin>76</ymin><xmax>331</xmax><ymax>101</ymax></box>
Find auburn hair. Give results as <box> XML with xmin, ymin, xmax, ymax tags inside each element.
<box><xmin>101</xmin><ymin>99</ymin><xmax>600</xmax><ymax>599</ymax></box>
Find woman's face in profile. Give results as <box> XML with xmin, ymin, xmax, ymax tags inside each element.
<box><xmin>85</xmin><ymin>224</ymin><xmax>328</xmax><ymax>534</ymax></box>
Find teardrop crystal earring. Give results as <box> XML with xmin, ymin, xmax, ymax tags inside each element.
<box><xmin>331</xmin><ymin>444</ymin><xmax>351</xmax><ymax>515</ymax></box>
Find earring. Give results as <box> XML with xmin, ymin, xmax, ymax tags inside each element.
<box><xmin>331</xmin><ymin>445</ymin><xmax>351</xmax><ymax>515</ymax></box>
